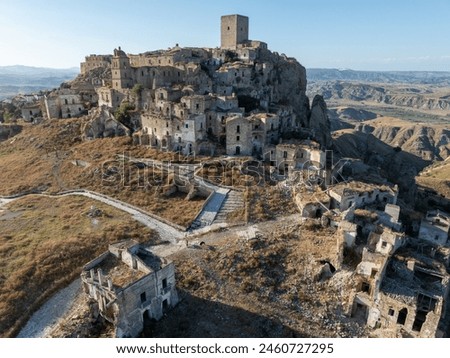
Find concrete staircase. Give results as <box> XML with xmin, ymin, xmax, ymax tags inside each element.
<box><xmin>190</xmin><ymin>188</ymin><xmax>229</xmax><ymax>229</ymax></box>
<box><xmin>213</xmin><ymin>190</ymin><xmax>244</xmax><ymax>224</ymax></box>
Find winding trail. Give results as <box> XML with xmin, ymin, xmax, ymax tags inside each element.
<box><xmin>17</xmin><ymin>280</ymin><xmax>82</xmax><ymax>338</ymax></box>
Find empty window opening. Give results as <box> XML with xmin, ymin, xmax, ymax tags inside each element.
<box><xmin>236</xmin><ymin>125</ymin><xmax>240</xmax><ymax>133</ymax></box>
<box><xmin>388</xmin><ymin>308</ymin><xmax>395</xmax><ymax>316</ymax></box>
<box><xmin>283</xmin><ymin>151</ymin><xmax>288</xmax><ymax>159</ymax></box>
<box><xmin>397</xmin><ymin>308</ymin><xmax>408</xmax><ymax>325</ymax></box>
<box><xmin>370</xmin><ymin>269</ymin><xmax>378</xmax><ymax>278</ymax></box>
<box><xmin>417</xmin><ymin>294</ymin><xmax>437</xmax><ymax>312</ymax></box>
<box><xmin>361</xmin><ymin>282</ymin><xmax>370</xmax><ymax>293</ymax></box>
<box><xmin>235</xmin><ymin>146</ymin><xmax>241</xmax><ymax>155</ymax></box>
<box><xmin>412</xmin><ymin>311</ymin><xmax>427</xmax><ymax>332</ymax></box>
<box><xmin>162</xmin><ymin>299</ymin><xmax>168</xmax><ymax>312</ymax></box>
<box><xmin>381</xmin><ymin>241</ymin><xmax>388</xmax><ymax>248</ymax></box>
<box><xmin>140</xmin><ymin>292</ymin><xmax>147</xmax><ymax>303</ymax></box>
<box><xmin>236</xmin><ymin>136</ymin><xmax>240</xmax><ymax>141</ymax></box>
<box><xmin>162</xmin><ymin>278</ymin><xmax>167</xmax><ymax>289</ymax></box>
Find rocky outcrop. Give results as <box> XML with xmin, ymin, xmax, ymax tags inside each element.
<box><xmin>309</xmin><ymin>95</ymin><xmax>332</xmax><ymax>148</ymax></box>
<box><xmin>81</xmin><ymin>106</ymin><xmax>129</xmax><ymax>140</ymax></box>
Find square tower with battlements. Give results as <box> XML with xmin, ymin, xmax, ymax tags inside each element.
<box><xmin>221</xmin><ymin>14</ymin><xmax>249</xmax><ymax>49</ymax></box>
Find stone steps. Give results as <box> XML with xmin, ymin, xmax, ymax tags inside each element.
<box><xmin>213</xmin><ymin>190</ymin><xmax>244</xmax><ymax>224</ymax></box>
<box><xmin>190</xmin><ymin>188</ymin><xmax>229</xmax><ymax>229</ymax></box>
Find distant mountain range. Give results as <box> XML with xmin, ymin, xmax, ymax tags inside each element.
<box><xmin>0</xmin><ymin>65</ymin><xmax>79</xmax><ymax>100</ymax></box>
<box><xmin>307</xmin><ymin>68</ymin><xmax>450</xmax><ymax>85</ymax></box>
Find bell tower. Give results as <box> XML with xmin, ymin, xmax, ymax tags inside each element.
<box><xmin>112</xmin><ymin>47</ymin><xmax>133</xmax><ymax>89</ymax></box>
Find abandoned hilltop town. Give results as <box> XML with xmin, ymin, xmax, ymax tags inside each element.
<box><xmin>2</xmin><ymin>14</ymin><xmax>450</xmax><ymax>339</ymax></box>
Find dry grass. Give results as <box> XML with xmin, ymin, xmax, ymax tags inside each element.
<box><xmin>246</xmin><ymin>185</ymin><xmax>297</xmax><ymax>223</ymax></box>
<box><xmin>0</xmin><ymin>119</ymin><xmax>206</xmax><ymax>226</ymax></box>
<box><xmin>0</xmin><ymin>195</ymin><xmax>157</xmax><ymax>337</ymax></box>
<box><xmin>198</xmin><ymin>159</ymin><xmax>255</xmax><ymax>187</ymax></box>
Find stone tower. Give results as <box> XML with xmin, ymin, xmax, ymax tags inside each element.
<box><xmin>112</xmin><ymin>47</ymin><xmax>133</xmax><ymax>90</ymax></box>
<box><xmin>221</xmin><ymin>14</ymin><xmax>249</xmax><ymax>49</ymax></box>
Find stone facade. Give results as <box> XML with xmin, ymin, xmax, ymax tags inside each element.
<box><xmin>44</xmin><ymin>89</ymin><xmax>85</xmax><ymax>119</ymax></box>
<box><xmin>21</xmin><ymin>103</ymin><xmax>42</xmax><ymax>122</ymax></box>
<box><xmin>81</xmin><ymin>241</ymin><xmax>178</xmax><ymax>338</ymax></box>
<box><xmin>221</xmin><ymin>14</ymin><xmax>249</xmax><ymax>50</ymax></box>
<box><xmin>80</xmin><ymin>54</ymin><xmax>112</xmax><ymax>75</ymax></box>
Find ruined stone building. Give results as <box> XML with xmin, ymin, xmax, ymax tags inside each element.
<box><xmin>80</xmin><ymin>54</ymin><xmax>113</xmax><ymax>75</ymax></box>
<box><xmin>81</xmin><ymin>241</ymin><xmax>179</xmax><ymax>337</ymax></box>
<box><xmin>329</xmin><ymin>181</ymin><xmax>398</xmax><ymax>212</ymax></box>
<box><xmin>336</xmin><ymin>196</ymin><xmax>450</xmax><ymax>337</ymax></box>
<box><xmin>80</xmin><ymin>14</ymin><xmax>331</xmax><ymax>157</ymax></box>
<box><xmin>21</xmin><ymin>103</ymin><xmax>42</xmax><ymax>122</ymax></box>
<box><xmin>418</xmin><ymin>210</ymin><xmax>450</xmax><ymax>246</ymax></box>
<box><xmin>44</xmin><ymin>89</ymin><xmax>86</xmax><ymax>119</ymax></box>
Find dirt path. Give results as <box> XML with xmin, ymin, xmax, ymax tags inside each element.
<box><xmin>17</xmin><ymin>279</ymin><xmax>82</xmax><ymax>338</ymax></box>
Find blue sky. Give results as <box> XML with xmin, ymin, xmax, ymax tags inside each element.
<box><xmin>0</xmin><ymin>0</ymin><xmax>449</xmax><ymax>71</ymax></box>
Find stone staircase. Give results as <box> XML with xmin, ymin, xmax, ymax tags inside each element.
<box><xmin>190</xmin><ymin>188</ymin><xmax>229</xmax><ymax>229</ymax></box>
<box><xmin>213</xmin><ymin>190</ymin><xmax>245</xmax><ymax>224</ymax></box>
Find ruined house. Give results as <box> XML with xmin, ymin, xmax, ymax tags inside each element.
<box><xmin>80</xmin><ymin>54</ymin><xmax>112</xmax><ymax>75</ymax></box>
<box><xmin>418</xmin><ymin>210</ymin><xmax>450</xmax><ymax>246</ymax></box>
<box><xmin>329</xmin><ymin>181</ymin><xmax>398</xmax><ymax>212</ymax></box>
<box><xmin>21</xmin><ymin>103</ymin><xmax>42</xmax><ymax>122</ymax></box>
<box><xmin>81</xmin><ymin>241</ymin><xmax>178</xmax><ymax>337</ymax></box>
<box><xmin>44</xmin><ymin>89</ymin><xmax>86</xmax><ymax>119</ymax></box>
<box><xmin>374</xmin><ymin>242</ymin><xmax>450</xmax><ymax>337</ymax></box>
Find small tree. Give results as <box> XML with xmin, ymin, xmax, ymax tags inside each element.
<box><xmin>131</xmin><ymin>84</ymin><xmax>143</xmax><ymax>97</ymax></box>
<box><xmin>114</xmin><ymin>101</ymin><xmax>135</xmax><ymax>127</ymax></box>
